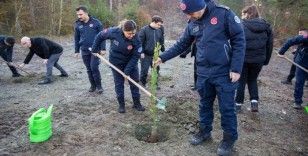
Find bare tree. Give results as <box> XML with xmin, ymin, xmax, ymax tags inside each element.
<box><xmin>57</xmin><ymin>0</ymin><xmax>63</xmax><ymax>35</ymax></box>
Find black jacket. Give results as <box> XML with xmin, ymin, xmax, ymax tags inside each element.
<box><xmin>139</xmin><ymin>25</ymin><xmax>165</xmax><ymax>56</ymax></box>
<box><xmin>0</xmin><ymin>35</ymin><xmax>14</xmax><ymax>62</ymax></box>
<box><xmin>24</xmin><ymin>37</ymin><xmax>63</xmax><ymax>64</ymax></box>
<box><xmin>243</xmin><ymin>18</ymin><xmax>273</xmax><ymax>65</ymax></box>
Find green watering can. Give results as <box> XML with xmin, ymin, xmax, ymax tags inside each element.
<box><xmin>28</xmin><ymin>105</ymin><xmax>53</xmax><ymax>143</ymax></box>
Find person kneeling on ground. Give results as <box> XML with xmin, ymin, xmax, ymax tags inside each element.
<box><xmin>19</xmin><ymin>36</ymin><xmax>68</xmax><ymax>85</ymax></box>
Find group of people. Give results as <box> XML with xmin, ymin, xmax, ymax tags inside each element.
<box><xmin>1</xmin><ymin>0</ymin><xmax>307</xmax><ymax>155</ymax></box>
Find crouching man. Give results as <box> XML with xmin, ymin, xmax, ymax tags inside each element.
<box><xmin>19</xmin><ymin>36</ymin><xmax>68</xmax><ymax>84</ymax></box>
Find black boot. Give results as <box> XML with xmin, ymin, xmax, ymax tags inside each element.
<box><xmin>132</xmin><ymin>97</ymin><xmax>145</xmax><ymax>111</ymax></box>
<box><xmin>38</xmin><ymin>78</ymin><xmax>52</xmax><ymax>85</ymax></box>
<box><xmin>88</xmin><ymin>74</ymin><xmax>96</xmax><ymax>92</ymax></box>
<box><xmin>118</xmin><ymin>97</ymin><xmax>126</xmax><ymax>113</ymax></box>
<box><xmin>95</xmin><ymin>79</ymin><xmax>103</xmax><ymax>94</ymax></box>
<box><xmin>189</xmin><ymin>127</ymin><xmax>211</xmax><ymax>145</ymax></box>
<box><xmin>217</xmin><ymin>133</ymin><xmax>236</xmax><ymax>156</ymax></box>
<box><xmin>9</xmin><ymin>66</ymin><xmax>21</xmax><ymax>77</ymax></box>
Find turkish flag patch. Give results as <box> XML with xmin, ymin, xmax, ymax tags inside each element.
<box><xmin>127</xmin><ymin>45</ymin><xmax>133</xmax><ymax>50</ymax></box>
<box><xmin>210</xmin><ymin>17</ymin><xmax>218</xmax><ymax>25</ymax></box>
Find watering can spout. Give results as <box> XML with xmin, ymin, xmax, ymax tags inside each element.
<box><xmin>47</xmin><ymin>105</ymin><xmax>53</xmax><ymax>117</ymax></box>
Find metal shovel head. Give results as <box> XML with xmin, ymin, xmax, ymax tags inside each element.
<box><xmin>156</xmin><ymin>97</ymin><xmax>167</xmax><ymax>111</ymax></box>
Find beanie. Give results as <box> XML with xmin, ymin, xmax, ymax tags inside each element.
<box><xmin>180</xmin><ymin>0</ymin><xmax>206</xmax><ymax>14</ymax></box>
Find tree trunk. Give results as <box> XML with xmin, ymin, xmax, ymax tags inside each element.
<box><xmin>57</xmin><ymin>0</ymin><xmax>63</xmax><ymax>35</ymax></box>
<box><xmin>109</xmin><ymin>0</ymin><xmax>113</xmax><ymax>11</ymax></box>
<box><xmin>29</xmin><ymin>0</ymin><xmax>37</xmax><ymax>28</ymax></box>
<box><xmin>12</xmin><ymin>0</ymin><xmax>23</xmax><ymax>36</ymax></box>
<box><xmin>49</xmin><ymin>0</ymin><xmax>54</xmax><ymax>35</ymax></box>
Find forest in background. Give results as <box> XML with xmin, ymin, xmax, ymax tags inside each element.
<box><xmin>0</xmin><ymin>0</ymin><xmax>307</xmax><ymax>41</ymax></box>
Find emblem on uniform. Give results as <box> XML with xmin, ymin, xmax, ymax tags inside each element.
<box><xmin>113</xmin><ymin>40</ymin><xmax>119</xmax><ymax>46</ymax></box>
<box><xmin>127</xmin><ymin>45</ymin><xmax>133</xmax><ymax>50</ymax></box>
<box><xmin>234</xmin><ymin>16</ymin><xmax>241</xmax><ymax>23</ymax></box>
<box><xmin>103</xmin><ymin>29</ymin><xmax>108</xmax><ymax>33</ymax></box>
<box><xmin>89</xmin><ymin>24</ymin><xmax>93</xmax><ymax>27</ymax></box>
<box><xmin>79</xmin><ymin>25</ymin><xmax>83</xmax><ymax>29</ymax></box>
<box><xmin>138</xmin><ymin>47</ymin><xmax>142</xmax><ymax>53</ymax></box>
<box><xmin>192</xmin><ymin>26</ymin><xmax>199</xmax><ymax>33</ymax></box>
<box><xmin>211</xmin><ymin>17</ymin><xmax>218</xmax><ymax>25</ymax></box>
<box><xmin>179</xmin><ymin>3</ymin><xmax>186</xmax><ymax>11</ymax></box>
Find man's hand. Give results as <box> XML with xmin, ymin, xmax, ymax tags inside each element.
<box><xmin>230</xmin><ymin>72</ymin><xmax>240</xmax><ymax>83</ymax></box>
<box><xmin>75</xmin><ymin>53</ymin><xmax>80</xmax><ymax>58</ymax></box>
<box><xmin>43</xmin><ymin>59</ymin><xmax>48</xmax><ymax>64</ymax></box>
<box><xmin>154</xmin><ymin>57</ymin><xmax>162</xmax><ymax>68</ymax></box>
<box><xmin>277</xmin><ymin>54</ymin><xmax>284</xmax><ymax>58</ymax></box>
<box><xmin>99</xmin><ymin>50</ymin><xmax>106</xmax><ymax>56</ymax></box>
<box><xmin>19</xmin><ymin>63</ymin><xmax>25</xmax><ymax>68</ymax></box>
<box><xmin>140</xmin><ymin>53</ymin><xmax>145</xmax><ymax>59</ymax></box>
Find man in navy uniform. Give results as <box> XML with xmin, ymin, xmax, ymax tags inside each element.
<box><xmin>0</xmin><ymin>36</ymin><xmax>21</xmax><ymax>77</ymax></box>
<box><xmin>278</xmin><ymin>28</ymin><xmax>308</xmax><ymax>109</ymax></box>
<box><xmin>155</xmin><ymin>0</ymin><xmax>245</xmax><ymax>155</ymax></box>
<box><xmin>74</xmin><ymin>6</ymin><xmax>105</xmax><ymax>94</ymax></box>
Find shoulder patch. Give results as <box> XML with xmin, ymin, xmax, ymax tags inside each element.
<box><xmin>217</xmin><ymin>5</ymin><xmax>230</xmax><ymax>10</ymax></box>
<box><xmin>234</xmin><ymin>16</ymin><xmax>241</xmax><ymax>23</ymax></box>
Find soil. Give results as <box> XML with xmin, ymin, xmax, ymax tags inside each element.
<box><xmin>0</xmin><ymin>39</ymin><xmax>307</xmax><ymax>156</ymax></box>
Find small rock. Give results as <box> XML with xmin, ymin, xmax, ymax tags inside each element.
<box><xmin>169</xmin><ymin>85</ymin><xmax>175</xmax><ymax>88</ymax></box>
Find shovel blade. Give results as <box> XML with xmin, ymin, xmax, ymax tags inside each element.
<box><xmin>156</xmin><ymin>97</ymin><xmax>167</xmax><ymax>111</ymax></box>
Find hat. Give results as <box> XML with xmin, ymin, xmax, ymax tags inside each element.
<box><xmin>180</xmin><ymin>0</ymin><xmax>206</xmax><ymax>14</ymax></box>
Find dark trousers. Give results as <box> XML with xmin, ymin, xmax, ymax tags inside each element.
<box><xmin>193</xmin><ymin>57</ymin><xmax>197</xmax><ymax>86</ymax></box>
<box><xmin>197</xmin><ymin>75</ymin><xmax>238</xmax><ymax>141</ymax></box>
<box><xmin>286</xmin><ymin>64</ymin><xmax>296</xmax><ymax>82</ymax></box>
<box><xmin>81</xmin><ymin>53</ymin><xmax>102</xmax><ymax>89</ymax></box>
<box><xmin>0</xmin><ymin>50</ymin><xmax>19</xmax><ymax>75</ymax></box>
<box><xmin>112</xmin><ymin>64</ymin><xmax>140</xmax><ymax>99</ymax></box>
<box><xmin>140</xmin><ymin>55</ymin><xmax>159</xmax><ymax>85</ymax></box>
<box><xmin>294</xmin><ymin>67</ymin><xmax>308</xmax><ymax>104</ymax></box>
<box><xmin>235</xmin><ymin>63</ymin><xmax>263</xmax><ymax>103</ymax></box>
<box><xmin>46</xmin><ymin>52</ymin><xmax>67</xmax><ymax>80</ymax></box>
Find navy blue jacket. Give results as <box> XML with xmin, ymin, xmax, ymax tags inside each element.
<box><xmin>74</xmin><ymin>16</ymin><xmax>105</xmax><ymax>55</ymax></box>
<box><xmin>160</xmin><ymin>2</ymin><xmax>245</xmax><ymax>77</ymax></box>
<box><xmin>92</xmin><ymin>27</ymin><xmax>142</xmax><ymax>75</ymax></box>
<box><xmin>279</xmin><ymin>35</ymin><xmax>308</xmax><ymax>68</ymax></box>
<box><xmin>243</xmin><ymin>18</ymin><xmax>273</xmax><ymax>65</ymax></box>
<box><xmin>23</xmin><ymin>37</ymin><xmax>63</xmax><ymax>64</ymax></box>
<box><xmin>0</xmin><ymin>35</ymin><xmax>13</xmax><ymax>62</ymax></box>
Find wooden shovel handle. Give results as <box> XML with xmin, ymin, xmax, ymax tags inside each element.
<box><xmin>94</xmin><ymin>53</ymin><xmax>155</xmax><ymax>98</ymax></box>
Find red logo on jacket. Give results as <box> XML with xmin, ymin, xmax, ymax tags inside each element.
<box><xmin>211</xmin><ymin>17</ymin><xmax>218</xmax><ymax>25</ymax></box>
<box><xmin>127</xmin><ymin>45</ymin><xmax>133</xmax><ymax>50</ymax></box>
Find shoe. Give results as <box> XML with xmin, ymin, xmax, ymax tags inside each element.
<box><xmin>293</xmin><ymin>103</ymin><xmax>302</xmax><ymax>109</ymax></box>
<box><xmin>217</xmin><ymin>139</ymin><xmax>235</xmax><ymax>156</ymax></box>
<box><xmin>38</xmin><ymin>79</ymin><xmax>52</xmax><ymax>85</ymax></box>
<box><xmin>88</xmin><ymin>86</ymin><xmax>96</xmax><ymax>92</ymax></box>
<box><xmin>281</xmin><ymin>80</ymin><xmax>292</xmax><ymax>85</ymax></box>
<box><xmin>189</xmin><ymin>128</ymin><xmax>211</xmax><ymax>145</ymax></box>
<box><xmin>235</xmin><ymin>103</ymin><xmax>242</xmax><ymax>113</ymax></box>
<box><xmin>118</xmin><ymin>105</ymin><xmax>126</xmax><ymax>113</ymax></box>
<box><xmin>12</xmin><ymin>73</ymin><xmax>22</xmax><ymax>77</ymax></box>
<box><xmin>59</xmin><ymin>73</ymin><xmax>68</xmax><ymax>77</ymax></box>
<box><xmin>118</xmin><ymin>97</ymin><xmax>126</xmax><ymax>113</ymax></box>
<box><xmin>97</xmin><ymin>88</ymin><xmax>103</xmax><ymax>94</ymax></box>
<box><xmin>251</xmin><ymin>100</ymin><xmax>258</xmax><ymax>112</ymax></box>
<box><xmin>132</xmin><ymin>97</ymin><xmax>145</xmax><ymax>111</ymax></box>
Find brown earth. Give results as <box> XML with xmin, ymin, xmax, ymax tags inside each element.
<box><xmin>0</xmin><ymin>39</ymin><xmax>307</xmax><ymax>156</ymax></box>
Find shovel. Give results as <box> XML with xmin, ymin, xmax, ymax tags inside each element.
<box><xmin>93</xmin><ymin>53</ymin><xmax>167</xmax><ymax>110</ymax></box>
<box><xmin>0</xmin><ymin>59</ymin><xmax>33</xmax><ymax>75</ymax></box>
<box><xmin>276</xmin><ymin>52</ymin><xmax>308</xmax><ymax>73</ymax></box>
